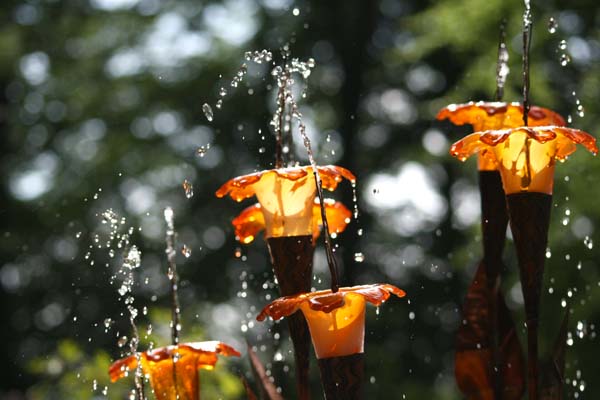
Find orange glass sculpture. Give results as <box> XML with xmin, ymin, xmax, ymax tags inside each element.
<box><xmin>437</xmin><ymin>101</ymin><xmax>566</xmax><ymax>171</ymax></box>
<box><xmin>109</xmin><ymin>341</ymin><xmax>240</xmax><ymax>400</ymax></box>
<box><xmin>257</xmin><ymin>284</ymin><xmax>405</xmax><ymax>359</ymax></box>
<box><xmin>216</xmin><ymin>165</ymin><xmax>355</xmax><ymax>238</ymax></box>
<box><xmin>450</xmin><ymin>126</ymin><xmax>597</xmax><ymax>194</ymax></box>
<box><xmin>232</xmin><ymin>198</ymin><xmax>352</xmax><ymax>244</ymax></box>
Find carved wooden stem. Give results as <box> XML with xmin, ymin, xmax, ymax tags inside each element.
<box><xmin>480</xmin><ymin>170</ymin><xmax>508</xmax><ymax>399</ymax></box>
<box><xmin>506</xmin><ymin>193</ymin><xmax>552</xmax><ymax>400</ymax></box>
<box><xmin>267</xmin><ymin>235</ymin><xmax>315</xmax><ymax>400</ymax></box>
<box><xmin>317</xmin><ymin>353</ymin><xmax>364</xmax><ymax>400</ymax></box>
<box><xmin>480</xmin><ymin>171</ymin><xmax>509</xmax><ymax>281</ymax></box>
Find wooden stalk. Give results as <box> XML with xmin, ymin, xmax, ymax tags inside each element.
<box><xmin>479</xmin><ymin>170</ymin><xmax>508</xmax><ymax>400</ymax></box>
<box><xmin>506</xmin><ymin>192</ymin><xmax>552</xmax><ymax>400</ymax></box>
<box><xmin>267</xmin><ymin>235</ymin><xmax>315</xmax><ymax>400</ymax></box>
<box><xmin>317</xmin><ymin>353</ymin><xmax>364</xmax><ymax>400</ymax></box>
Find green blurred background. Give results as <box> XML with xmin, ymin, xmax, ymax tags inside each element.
<box><xmin>1</xmin><ymin>0</ymin><xmax>599</xmax><ymax>398</ymax></box>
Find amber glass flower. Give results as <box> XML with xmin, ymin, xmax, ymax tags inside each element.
<box><xmin>450</xmin><ymin>126</ymin><xmax>597</xmax><ymax>194</ymax></box>
<box><xmin>109</xmin><ymin>341</ymin><xmax>240</xmax><ymax>400</ymax></box>
<box><xmin>437</xmin><ymin>102</ymin><xmax>566</xmax><ymax>171</ymax></box>
<box><xmin>257</xmin><ymin>284</ymin><xmax>405</xmax><ymax>359</ymax></box>
<box><xmin>232</xmin><ymin>198</ymin><xmax>351</xmax><ymax>244</ymax></box>
<box><xmin>216</xmin><ymin>165</ymin><xmax>355</xmax><ymax>238</ymax></box>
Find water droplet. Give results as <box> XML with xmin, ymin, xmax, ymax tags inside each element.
<box><xmin>584</xmin><ymin>236</ymin><xmax>593</xmax><ymax>249</ymax></box>
<box><xmin>181</xmin><ymin>245</ymin><xmax>191</xmax><ymax>258</ymax></box>
<box><xmin>559</xmin><ymin>53</ymin><xmax>571</xmax><ymax>66</ymax></box>
<box><xmin>408</xmin><ymin>311</ymin><xmax>415</xmax><ymax>320</ymax></box>
<box><xmin>354</xmin><ymin>252</ymin><xmax>365</xmax><ymax>263</ymax></box>
<box><xmin>202</xmin><ymin>103</ymin><xmax>213</xmax><ymax>121</ymax></box>
<box><xmin>117</xmin><ymin>336</ymin><xmax>128</xmax><ymax>347</ymax></box>
<box><xmin>196</xmin><ymin>144</ymin><xmax>210</xmax><ymax>157</ymax></box>
<box><xmin>548</xmin><ymin>17</ymin><xmax>558</xmax><ymax>34</ymax></box>
<box><xmin>219</xmin><ymin>87</ymin><xmax>227</xmax><ymax>97</ymax></box>
<box><xmin>182</xmin><ymin>179</ymin><xmax>193</xmax><ymax>199</ymax></box>
<box><xmin>558</xmin><ymin>40</ymin><xmax>568</xmax><ymax>50</ymax></box>
<box><xmin>292</xmin><ymin>7</ymin><xmax>300</xmax><ymax>16</ymax></box>
<box><xmin>258</xmin><ymin>147</ymin><xmax>266</xmax><ymax>154</ymax></box>
<box><xmin>104</xmin><ymin>318</ymin><xmax>113</xmax><ymax>329</ymax></box>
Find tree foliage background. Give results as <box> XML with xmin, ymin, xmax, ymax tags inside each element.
<box><xmin>1</xmin><ymin>0</ymin><xmax>599</xmax><ymax>398</ymax></box>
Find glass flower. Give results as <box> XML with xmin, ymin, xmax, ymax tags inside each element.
<box><xmin>216</xmin><ymin>165</ymin><xmax>355</xmax><ymax>238</ymax></box>
<box><xmin>257</xmin><ymin>284</ymin><xmax>405</xmax><ymax>359</ymax></box>
<box><xmin>109</xmin><ymin>341</ymin><xmax>240</xmax><ymax>400</ymax></box>
<box><xmin>437</xmin><ymin>101</ymin><xmax>566</xmax><ymax>171</ymax></box>
<box><xmin>232</xmin><ymin>198</ymin><xmax>352</xmax><ymax>244</ymax></box>
<box><xmin>450</xmin><ymin>126</ymin><xmax>597</xmax><ymax>194</ymax></box>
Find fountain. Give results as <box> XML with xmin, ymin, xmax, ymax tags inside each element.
<box><xmin>441</xmin><ymin>4</ymin><xmax>598</xmax><ymax>399</ymax></box>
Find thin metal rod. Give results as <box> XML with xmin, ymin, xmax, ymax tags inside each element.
<box><xmin>522</xmin><ymin>6</ymin><xmax>533</xmax><ymax>126</ymax></box>
<box><xmin>313</xmin><ymin>171</ymin><xmax>340</xmax><ymax>293</ymax></box>
<box><xmin>275</xmin><ymin>81</ymin><xmax>286</xmax><ymax>168</ymax></box>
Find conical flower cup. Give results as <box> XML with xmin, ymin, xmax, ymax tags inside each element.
<box><xmin>257</xmin><ymin>284</ymin><xmax>405</xmax><ymax>359</ymax></box>
<box><xmin>218</xmin><ymin>165</ymin><xmax>355</xmax><ymax>399</ymax></box>
<box><xmin>438</xmin><ymin>102</ymin><xmax>566</xmax><ymax>171</ymax></box>
<box><xmin>109</xmin><ymin>341</ymin><xmax>240</xmax><ymax>400</ymax></box>
<box><xmin>216</xmin><ymin>165</ymin><xmax>355</xmax><ymax>238</ymax></box>
<box><xmin>450</xmin><ymin>126</ymin><xmax>597</xmax><ymax>194</ymax></box>
<box><xmin>451</xmin><ymin>124</ymin><xmax>596</xmax><ymax>398</ymax></box>
<box><xmin>257</xmin><ymin>284</ymin><xmax>404</xmax><ymax>400</ymax></box>
<box><xmin>232</xmin><ymin>198</ymin><xmax>351</xmax><ymax>244</ymax></box>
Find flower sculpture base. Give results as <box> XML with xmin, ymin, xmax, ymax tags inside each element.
<box><xmin>506</xmin><ymin>192</ymin><xmax>552</xmax><ymax>399</ymax></box>
<box><xmin>317</xmin><ymin>353</ymin><xmax>364</xmax><ymax>400</ymax></box>
<box><xmin>454</xmin><ymin>170</ymin><xmax>525</xmax><ymax>400</ymax></box>
<box><xmin>455</xmin><ymin>262</ymin><xmax>525</xmax><ymax>400</ymax></box>
<box><xmin>267</xmin><ymin>235</ymin><xmax>315</xmax><ymax>400</ymax></box>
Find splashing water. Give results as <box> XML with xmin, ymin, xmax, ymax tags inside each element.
<box><xmin>548</xmin><ymin>17</ymin><xmax>558</xmax><ymax>34</ymax></box>
<box><xmin>182</xmin><ymin>179</ymin><xmax>193</xmax><ymax>199</ymax></box>
<box><xmin>196</xmin><ymin>143</ymin><xmax>210</xmax><ymax>157</ymax></box>
<box><xmin>99</xmin><ymin>208</ymin><xmax>147</xmax><ymax>400</ymax></box>
<box><xmin>495</xmin><ymin>19</ymin><xmax>509</xmax><ymax>101</ymax></box>
<box><xmin>181</xmin><ymin>244</ymin><xmax>191</xmax><ymax>258</ymax></box>
<box><xmin>163</xmin><ymin>207</ymin><xmax>182</xmax><ymax>345</ymax></box>
<box><xmin>244</xmin><ymin>49</ymin><xmax>273</xmax><ymax>64</ymax></box>
<box><xmin>269</xmin><ymin>50</ymin><xmax>342</xmax><ymax>291</ymax></box>
<box><xmin>557</xmin><ymin>39</ymin><xmax>571</xmax><ymax>66</ymax></box>
<box><xmin>202</xmin><ymin>103</ymin><xmax>213</xmax><ymax>122</ymax></box>
<box><xmin>354</xmin><ymin>252</ymin><xmax>365</xmax><ymax>263</ymax></box>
